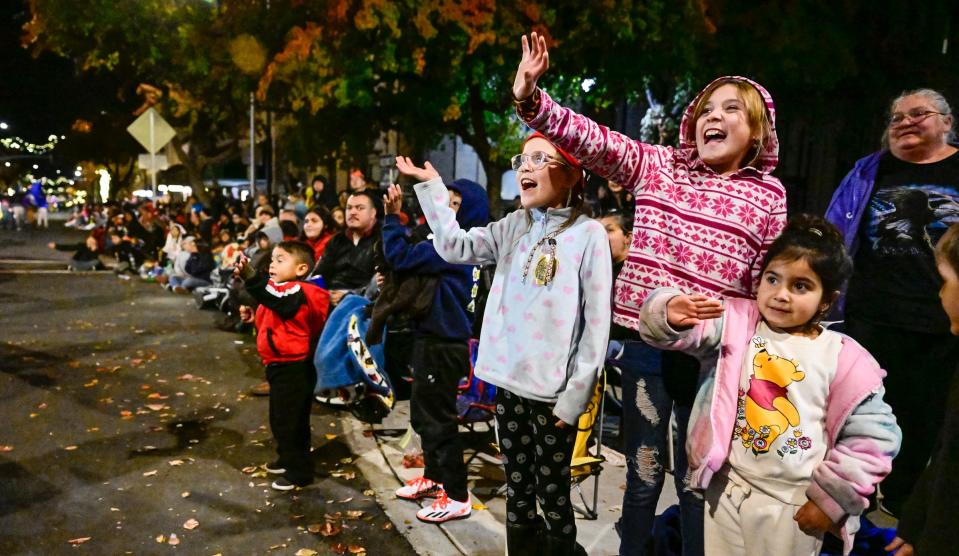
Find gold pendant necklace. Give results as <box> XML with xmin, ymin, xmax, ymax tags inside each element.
<box><xmin>522</xmin><ymin>234</ymin><xmax>559</xmax><ymax>286</ymax></box>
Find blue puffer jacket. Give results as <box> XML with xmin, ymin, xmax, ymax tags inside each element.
<box><xmin>381</xmin><ymin>178</ymin><xmax>490</xmax><ymax>340</ymax></box>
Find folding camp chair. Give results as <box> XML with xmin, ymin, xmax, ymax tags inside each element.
<box><xmin>569</xmin><ymin>369</ymin><xmax>607</xmax><ymax>520</ymax></box>
<box><xmin>457</xmin><ymin>339</ymin><xmax>499</xmax><ymax>465</ymax></box>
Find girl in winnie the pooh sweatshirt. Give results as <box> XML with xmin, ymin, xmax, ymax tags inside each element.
<box><xmin>640</xmin><ymin>215</ymin><xmax>901</xmax><ymax>556</ymax></box>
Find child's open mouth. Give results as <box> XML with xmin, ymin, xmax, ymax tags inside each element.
<box><xmin>520</xmin><ymin>178</ymin><xmax>538</xmax><ymax>191</ymax></box>
<box><xmin>703</xmin><ymin>128</ymin><xmax>727</xmax><ymax>144</ymax></box>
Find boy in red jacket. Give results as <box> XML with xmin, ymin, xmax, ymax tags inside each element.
<box><xmin>236</xmin><ymin>241</ymin><xmax>330</xmax><ymax>490</ymax></box>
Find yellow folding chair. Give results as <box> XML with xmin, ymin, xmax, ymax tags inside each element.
<box><xmin>569</xmin><ymin>369</ymin><xmax>607</xmax><ymax>520</ymax></box>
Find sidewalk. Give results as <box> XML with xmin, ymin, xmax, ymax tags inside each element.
<box><xmin>340</xmin><ymin>399</ymin><xmax>679</xmax><ymax>556</ymax></box>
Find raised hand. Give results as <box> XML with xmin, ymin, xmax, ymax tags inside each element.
<box><xmin>383</xmin><ymin>184</ymin><xmax>404</xmax><ymax>215</ymax></box>
<box><xmin>665</xmin><ymin>294</ymin><xmax>724</xmax><ymax>329</ymax></box>
<box><xmin>512</xmin><ymin>32</ymin><xmax>549</xmax><ymax>100</ymax></box>
<box><xmin>395</xmin><ymin>156</ymin><xmax>440</xmax><ymax>183</ymax></box>
<box><xmin>233</xmin><ymin>252</ymin><xmax>251</xmax><ymax>279</ymax></box>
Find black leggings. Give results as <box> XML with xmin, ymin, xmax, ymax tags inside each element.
<box><xmin>496</xmin><ymin>388</ymin><xmax>577</xmax><ymax>538</ymax></box>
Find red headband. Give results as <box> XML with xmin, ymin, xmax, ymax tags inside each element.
<box><xmin>523</xmin><ymin>131</ymin><xmax>583</xmax><ymax>170</ymax></box>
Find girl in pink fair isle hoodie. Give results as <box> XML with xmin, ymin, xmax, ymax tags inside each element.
<box><xmin>512</xmin><ymin>33</ymin><xmax>787</xmax><ymax>556</ymax></box>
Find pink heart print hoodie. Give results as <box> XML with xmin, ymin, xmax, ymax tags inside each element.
<box><xmin>519</xmin><ymin>76</ymin><xmax>788</xmax><ymax>328</ymax></box>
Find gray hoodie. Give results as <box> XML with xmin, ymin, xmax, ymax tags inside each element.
<box><xmin>414</xmin><ymin>177</ymin><xmax>612</xmax><ymax>425</ymax></box>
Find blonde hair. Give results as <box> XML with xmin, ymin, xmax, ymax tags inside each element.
<box><xmin>936</xmin><ymin>224</ymin><xmax>959</xmax><ymax>277</ymax></box>
<box><xmin>688</xmin><ymin>79</ymin><xmax>772</xmax><ymax>169</ymax></box>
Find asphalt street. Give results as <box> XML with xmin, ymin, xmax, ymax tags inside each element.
<box><xmin>0</xmin><ymin>221</ymin><xmax>416</xmax><ymax>556</ymax></box>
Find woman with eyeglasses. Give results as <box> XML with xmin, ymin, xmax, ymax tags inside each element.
<box><xmin>825</xmin><ymin>89</ymin><xmax>959</xmax><ymax>520</ymax></box>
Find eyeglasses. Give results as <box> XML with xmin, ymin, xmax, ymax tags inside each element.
<box><xmin>888</xmin><ymin>108</ymin><xmax>949</xmax><ymax>127</ymax></box>
<box><xmin>510</xmin><ymin>151</ymin><xmax>573</xmax><ymax>172</ymax></box>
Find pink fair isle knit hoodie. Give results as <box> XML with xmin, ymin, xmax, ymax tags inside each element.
<box><xmin>521</xmin><ymin>77</ymin><xmax>787</xmax><ymax>331</ymax></box>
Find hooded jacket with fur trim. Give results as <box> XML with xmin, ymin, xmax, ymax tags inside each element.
<box><xmin>519</xmin><ymin>77</ymin><xmax>788</xmax><ymax>329</ymax></box>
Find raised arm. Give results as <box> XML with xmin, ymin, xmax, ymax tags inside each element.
<box><xmin>512</xmin><ymin>32</ymin><xmax>662</xmax><ymax>190</ymax></box>
<box><xmin>398</xmin><ymin>157</ymin><xmax>518</xmax><ymax>266</ymax></box>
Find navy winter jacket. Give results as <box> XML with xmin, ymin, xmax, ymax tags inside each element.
<box><xmin>381</xmin><ymin>179</ymin><xmax>490</xmax><ymax>340</ymax></box>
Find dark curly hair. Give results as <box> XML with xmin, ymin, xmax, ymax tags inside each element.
<box><xmin>759</xmin><ymin>213</ymin><xmax>853</xmax><ymax>316</ymax></box>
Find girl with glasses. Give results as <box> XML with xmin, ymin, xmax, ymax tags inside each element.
<box><xmin>395</xmin><ymin>130</ymin><xmax>612</xmax><ymax>555</ymax></box>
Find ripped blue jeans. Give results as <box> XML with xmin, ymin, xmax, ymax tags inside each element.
<box><xmin>618</xmin><ymin>341</ymin><xmax>704</xmax><ymax>556</ymax></box>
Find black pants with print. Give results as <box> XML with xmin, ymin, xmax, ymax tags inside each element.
<box><xmin>409</xmin><ymin>335</ymin><xmax>470</xmax><ymax>502</ymax></box>
<box><xmin>266</xmin><ymin>359</ymin><xmax>316</xmax><ymax>485</ymax></box>
<box><xmin>496</xmin><ymin>388</ymin><xmax>577</xmax><ymax>540</ymax></box>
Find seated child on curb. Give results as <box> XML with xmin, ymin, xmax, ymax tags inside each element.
<box><xmin>639</xmin><ymin>214</ymin><xmax>901</xmax><ymax>556</ymax></box>
<box><xmin>235</xmin><ymin>240</ymin><xmax>330</xmax><ymax>491</ymax></box>
<box><xmin>48</xmin><ymin>234</ymin><xmax>104</xmax><ymax>271</ymax></box>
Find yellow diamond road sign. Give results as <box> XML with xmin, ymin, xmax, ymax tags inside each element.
<box><xmin>127</xmin><ymin>108</ymin><xmax>176</xmax><ymax>154</ymax></box>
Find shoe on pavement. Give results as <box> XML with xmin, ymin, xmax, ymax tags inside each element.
<box><xmin>250</xmin><ymin>381</ymin><xmax>270</xmax><ymax>396</ymax></box>
<box><xmin>395</xmin><ymin>476</ymin><xmax>443</xmax><ymax>500</ymax></box>
<box><xmin>271</xmin><ymin>476</ymin><xmax>310</xmax><ymax>491</ymax></box>
<box><xmin>416</xmin><ymin>492</ymin><xmax>471</xmax><ymax>523</ymax></box>
<box><xmin>264</xmin><ymin>460</ymin><xmax>286</xmax><ymax>475</ymax></box>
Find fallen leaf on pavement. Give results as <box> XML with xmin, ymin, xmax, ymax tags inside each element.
<box><xmin>67</xmin><ymin>537</ymin><xmax>91</xmax><ymax>545</ymax></box>
<box><xmin>83</xmin><ymin>379</ymin><xmax>98</xmax><ymax>387</ymax></box>
<box><xmin>64</xmin><ymin>445</ymin><xmax>78</xmax><ymax>451</ymax></box>
<box><xmin>177</xmin><ymin>374</ymin><xmax>194</xmax><ymax>381</ymax></box>
<box><xmin>345</xmin><ymin>511</ymin><xmax>364</xmax><ymax>519</ymax></box>
<box><xmin>382</xmin><ymin>522</ymin><xmax>393</xmax><ymax>530</ymax></box>
<box><xmin>147</xmin><ymin>393</ymin><xmax>169</xmax><ymax>399</ymax></box>
<box><xmin>325</xmin><ymin>434</ymin><xmax>337</xmax><ymax>440</ymax></box>
<box><xmin>168</xmin><ymin>533</ymin><xmax>179</xmax><ymax>545</ymax></box>
<box><xmin>155</xmin><ymin>534</ymin><xmax>166</xmax><ymax>543</ymax></box>
<box><xmin>168</xmin><ymin>459</ymin><xmax>184</xmax><ymax>466</ymax></box>
<box><xmin>471</xmin><ymin>502</ymin><xmax>488</xmax><ymax>511</ymax></box>
<box><xmin>183</xmin><ymin>518</ymin><xmax>199</xmax><ymax>530</ymax></box>
<box><xmin>307</xmin><ymin>523</ymin><xmax>323</xmax><ymax>534</ymax></box>
<box><xmin>363</xmin><ymin>489</ymin><xmax>375</xmax><ymax>497</ymax></box>
<box><xmin>339</xmin><ymin>457</ymin><xmax>353</xmax><ymax>464</ymax></box>
<box><xmin>318</xmin><ymin>521</ymin><xmax>342</xmax><ymax>537</ymax></box>
<box><xmin>348</xmin><ymin>546</ymin><xmax>366</xmax><ymax>555</ymax></box>
<box><xmin>0</xmin><ymin>445</ymin><xmax>13</xmax><ymax>452</ymax></box>
<box><xmin>145</xmin><ymin>404</ymin><xmax>167</xmax><ymax>411</ymax></box>
<box><xmin>37</xmin><ymin>403</ymin><xmax>47</xmax><ymax>409</ymax></box>
<box><xmin>181</xmin><ymin>491</ymin><xmax>190</xmax><ymax>498</ymax></box>
<box><xmin>330</xmin><ymin>543</ymin><xmax>348</xmax><ymax>555</ymax></box>
<box><xmin>294</xmin><ymin>550</ymin><xmax>318</xmax><ymax>556</ymax></box>
<box><xmin>142</xmin><ymin>470</ymin><xmax>158</xmax><ymax>477</ymax></box>
<box><xmin>120</xmin><ymin>410</ymin><xmax>133</xmax><ymax>419</ymax></box>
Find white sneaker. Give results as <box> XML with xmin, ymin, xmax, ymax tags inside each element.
<box><xmin>416</xmin><ymin>492</ymin><xmax>471</xmax><ymax>523</ymax></box>
<box><xmin>395</xmin><ymin>476</ymin><xmax>443</xmax><ymax>500</ymax></box>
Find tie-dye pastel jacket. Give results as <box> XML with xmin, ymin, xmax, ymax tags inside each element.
<box><xmin>639</xmin><ymin>287</ymin><xmax>901</xmax><ymax>555</ymax></box>
<box><xmin>519</xmin><ymin>77</ymin><xmax>788</xmax><ymax>329</ymax></box>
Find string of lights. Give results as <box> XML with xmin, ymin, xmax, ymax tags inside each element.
<box><xmin>0</xmin><ymin>134</ymin><xmax>65</xmax><ymax>155</ymax></box>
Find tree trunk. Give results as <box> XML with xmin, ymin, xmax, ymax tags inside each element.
<box><xmin>171</xmin><ymin>136</ymin><xmax>209</xmax><ymax>203</ymax></box>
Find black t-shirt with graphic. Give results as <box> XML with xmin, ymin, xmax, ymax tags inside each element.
<box><xmin>846</xmin><ymin>150</ymin><xmax>959</xmax><ymax>332</ymax></box>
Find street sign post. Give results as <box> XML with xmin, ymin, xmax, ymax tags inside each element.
<box><xmin>127</xmin><ymin>108</ymin><xmax>176</xmax><ymax>196</ymax></box>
